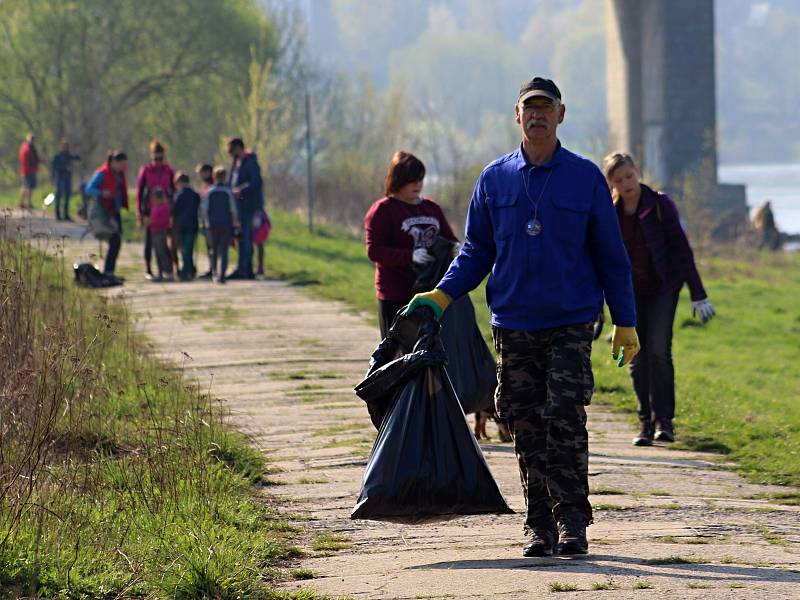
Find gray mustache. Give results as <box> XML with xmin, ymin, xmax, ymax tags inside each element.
<box><xmin>526</xmin><ymin>118</ymin><xmax>548</xmax><ymax>129</ymax></box>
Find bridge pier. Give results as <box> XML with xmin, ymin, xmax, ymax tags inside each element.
<box><xmin>606</xmin><ymin>0</ymin><xmax>746</xmax><ymax>226</ymax></box>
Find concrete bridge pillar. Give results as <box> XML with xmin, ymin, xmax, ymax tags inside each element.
<box><xmin>606</xmin><ymin>0</ymin><xmax>746</xmax><ymax>222</ymax></box>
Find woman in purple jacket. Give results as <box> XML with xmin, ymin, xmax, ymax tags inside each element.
<box><xmin>603</xmin><ymin>152</ymin><xmax>716</xmax><ymax>446</ymax></box>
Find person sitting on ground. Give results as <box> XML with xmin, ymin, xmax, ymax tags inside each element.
<box><xmin>148</xmin><ymin>188</ymin><xmax>173</xmax><ymax>282</ymax></box>
<box><xmin>603</xmin><ymin>151</ymin><xmax>716</xmax><ymax>446</ymax></box>
<box><xmin>84</xmin><ymin>150</ymin><xmax>129</xmax><ymax>277</ymax></box>
<box><xmin>200</xmin><ymin>167</ymin><xmax>239</xmax><ymax>284</ymax></box>
<box><xmin>173</xmin><ymin>172</ymin><xmax>201</xmax><ymax>281</ymax></box>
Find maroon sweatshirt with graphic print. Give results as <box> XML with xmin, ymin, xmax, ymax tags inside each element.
<box><xmin>364</xmin><ymin>196</ymin><xmax>458</xmax><ymax>302</ymax></box>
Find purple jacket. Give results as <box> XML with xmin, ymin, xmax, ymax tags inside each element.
<box><xmin>617</xmin><ymin>184</ymin><xmax>706</xmax><ymax>301</ymax></box>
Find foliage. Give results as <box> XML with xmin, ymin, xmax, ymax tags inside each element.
<box><xmin>0</xmin><ymin>0</ymin><xmax>278</xmax><ymax>185</ymax></box>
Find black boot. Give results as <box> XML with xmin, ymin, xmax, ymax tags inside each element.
<box><xmin>523</xmin><ymin>523</ymin><xmax>557</xmax><ymax>557</ymax></box>
<box><xmin>654</xmin><ymin>419</ymin><xmax>675</xmax><ymax>442</ymax></box>
<box><xmin>632</xmin><ymin>419</ymin><xmax>654</xmax><ymax>446</ymax></box>
<box><xmin>557</xmin><ymin>513</ymin><xmax>588</xmax><ymax>555</ymax></box>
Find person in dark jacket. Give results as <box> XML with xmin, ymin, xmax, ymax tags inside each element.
<box><xmin>200</xmin><ymin>167</ymin><xmax>240</xmax><ymax>284</ymax></box>
<box><xmin>172</xmin><ymin>172</ymin><xmax>201</xmax><ymax>280</ymax></box>
<box><xmin>227</xmin><ymin>137</ymin><xmax>263</xmax><ymax>279</ymax></box>
<box><xmin>50</xmin><ymin>138</ymin><xmax>80</xmax><ymax>221</ymax></box>
<box><xmin>603</xmin><ymin>152</ymin><xmax>716</xmax><ymax>446</ymax></box>
<box><xmin>364</xmin><ymin>151</ymin><xmax>458</xmax><ymax>338</ymax></box>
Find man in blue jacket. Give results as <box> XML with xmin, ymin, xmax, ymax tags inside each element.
<box><xmin>406</xmin><ymin>77</ymin><xmax>640</xmax><ymax>557</ymax></box>
<box><xmin>227</xmin><ymin>137</ymin><xmax>264</xmax><ymax>279</ymax></box>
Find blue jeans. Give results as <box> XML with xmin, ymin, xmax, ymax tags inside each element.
<box><xmin>237</xmin><ymin>207</ymin><xmax>254</xmax><ymax>276</ymax></box>
<box><xmin>630</xmin><ymin>291</ymin><xmax>680</xmax><ymax>424</ymax></box>
<box><xmin>55</xmin><ymin>176</ymin><xmax>71</xmax><ymax>219</ymax></box>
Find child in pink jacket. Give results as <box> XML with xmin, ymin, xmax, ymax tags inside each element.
<box><xmin>148</xmin><ymin>188</ymin><xmax>173</xmax><ymax>281</ymax></box>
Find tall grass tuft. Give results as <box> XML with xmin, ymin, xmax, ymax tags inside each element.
<box><xmin>0</xmin><ymin>226</ymin><xmax>298</xmax><ymax>598</ymax></box>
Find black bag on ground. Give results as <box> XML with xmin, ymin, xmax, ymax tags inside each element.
<box><xmin>351</xmin><ymin>316</ymin><xmax>513</xmax><ymax>524</ymax></box>
<box><xmin>73</xmin><ymin>263</ymin><xmax>123</xmax><ymax>288</ymax></box>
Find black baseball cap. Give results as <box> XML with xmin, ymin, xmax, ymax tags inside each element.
<box><xmin>518</xmin><ymin>77</ymin><xmax>562</xmax><ymax>104</ymax></box>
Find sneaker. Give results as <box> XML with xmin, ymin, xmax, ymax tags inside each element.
<box><xmin>198</xmin><ymin>270</ymin><xmax>213</xmax><ymax>280</ymax></box>
<box><xmin>557</xmin><ymin>514</ymin><xmax>588</xmax><ymax>555</ymax></box>
<box><xmin>654</xmin><ymin>420</ymin><xmax>675</xmax><ymax>443</ymax></box>
<box><xmin>217</xmin><ymin>276</ymin><xmax>226</xmax><ymax>285</ymax></box>
<box><xmin>144</xmin><ymin>272</ymin><xmax>155</xmax><ymax>281</ymax></box>
<box><xmin>522</xmin><ymin>526</ymin><xmax>556</xmax><ymax>557</ymax></box>
<box><xmin>632</xmin><ymin>420</ymin><xmax>654</xmax><ymax>446</ymax></box>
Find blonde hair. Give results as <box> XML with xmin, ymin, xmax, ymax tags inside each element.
<box><xmin>602</xmin><ymin>152</ymin><xmax>636</xmax><ymax>181</ymax></box>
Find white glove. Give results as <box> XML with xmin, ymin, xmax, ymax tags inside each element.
<box><xmin>412</xmin><ymin>248</ymin><xmax>434</xmax><ymax>265</ymax></box>
<box><xmin>691</xmin><ymin>298</ymin><xmax>716</xmax><ymax>323</ymax></box>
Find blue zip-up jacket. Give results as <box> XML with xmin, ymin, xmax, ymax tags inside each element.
<box><xmin>438</xmin><ymin>143</ymin><xmax>636</xmax><ymax>331</ymax></box>
<box><xmin>229</xmin><ymin>151</ymin><xmax>263</xmax><ymax>213</ymax></box>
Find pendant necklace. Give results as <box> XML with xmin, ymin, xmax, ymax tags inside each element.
<box><xmin>522</xmin><ymin>167</ymin><xmax>553</xmax><ymax>237</ymax></box>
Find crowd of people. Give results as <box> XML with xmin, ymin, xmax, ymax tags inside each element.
<box><xmin>370</xmin><ymin>76</ymin><xmax>716</xmax><ymax>557</ymax></box>
<box><xmin>17</xmin><ymin>75</ymin><xmax>721</xmax><ymax>558</ymax></box>
<box><xmin>17</xmin><ymin>135</ymin><xmax>271</xmax><ymax>283</ymax></box>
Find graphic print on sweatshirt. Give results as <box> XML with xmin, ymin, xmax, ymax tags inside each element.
<box><xmin>401</xmin><ymin>215</ymin><xmax>440</xmax><ymax>249</ymax></box>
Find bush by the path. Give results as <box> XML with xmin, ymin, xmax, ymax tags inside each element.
<box><xmin>0</xmin><ymin>235</ymin><xmax>304</xmax><ymax>598</ymax></box>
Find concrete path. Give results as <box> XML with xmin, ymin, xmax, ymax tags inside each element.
<box><xmin>6</xmin><ymin>209</ymin><xmax>800</xmax><ymax>600</ymax></box>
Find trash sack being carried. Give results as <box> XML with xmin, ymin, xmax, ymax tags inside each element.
<box><xmin>351</xmin><ymin>313</ymin><xmax>513</xmax><ymax>524</ymax></box>
<box><xmin>86</xmin><ymin>199</ymin><xmax>119</xmax><ymax>241</ymax></box>
<box><xmin>368</xmin><ymin>297</ymin><xmax>495</xmax><ymax>420</ymax></box>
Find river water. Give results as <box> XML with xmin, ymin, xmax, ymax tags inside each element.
<box><xmin>719</xmin><ymin>163</ymin><xmax>800</xmax><ymax>234</ymax></box>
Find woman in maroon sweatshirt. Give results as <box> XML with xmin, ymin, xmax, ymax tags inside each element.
<box><xmin>364</xmin><ymin>151</ymin><xmax>458</xmax><ymax>337</ymax></box>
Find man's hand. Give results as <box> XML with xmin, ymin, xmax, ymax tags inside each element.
<box><xmin>403</xmin><ymin>288</ymin><xmax>451</xmax><ymax>320</ymax></box>
<box><xmin>611</xmin><ymin>325</ymin><xmax>640</xmax><ymax>367</ymax></box>
<box><xmin>101</xmin><ymin>189</ymin><xmax>111</xmax><ymax>199</ymax></box>
<box><xmin>412</xmin><ymin>248</ymin><xmax>434</xmax><ymax>265</ymax></box>
<box><xmin>691</xmin><ymin>298</ymin><xmax>716</xmax><ymax>323</ymax></box>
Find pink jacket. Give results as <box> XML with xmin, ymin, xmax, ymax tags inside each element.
<box><xmin>148</xmin><ymin>202</ymin><xmax>171</xmax><ymax>234</ymax></box>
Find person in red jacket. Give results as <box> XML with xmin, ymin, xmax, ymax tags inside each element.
<box><xmin>136</xmin><ymin>139</ymin><xmax>175</xmax><ymax>279</ymax></box>
<box><xmin>84</xmin><ymin>151</ymin><xmax>129</xmax><ymax>276</ymax></box>
<box><xmin>364</xmin><ymin>151</ymin><xmax>458</xmax><ymax>337</ymax></box>
<box><xmin>18</xmin><ymin>133</ymin><xmax>44</xmax><ymax>210</ymax></box>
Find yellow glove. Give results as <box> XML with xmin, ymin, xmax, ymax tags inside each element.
<box><xmin>611</xmin><ymin>325</ymin><xmax>640</xmax><ymax>367</ymax></box>
<box><xmin>403</xmin><ymin>288</ymin><xmax>451</xmax><ymax>320</ymax></box>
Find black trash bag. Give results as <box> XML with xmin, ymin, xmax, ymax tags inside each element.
<box><xmin>381</xmin><ymin>297</ymin><xmax>496</xmax><ymax>416</ymax></box>
<box><xmin>411</xmin><ymin>236</ymin><xmax>458</xmax><ymax>295</ymax></box>
<box><xmin>73</xmin><ymin>263</ymin><xmax>123</xmax><ymax>288</ymax></box>
<box><xmin>355</xmin><ymin>318</ymin><xmax>447</xmax><ymax>429</ymax></box>
<box><xmin>438</xmin><ymin>296</ymin><xmax>496</xmax><ymax>414</ymax></box>
<box><xmin>351</xmin><ymin>321</ymin><xmax>513</xmax><ymax>523</ymax></box>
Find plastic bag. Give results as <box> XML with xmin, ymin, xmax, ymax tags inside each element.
<box><xmin>351</xmin><ymin>316</ymin><xmax>512</xmax><ymax>524</ymax></box>
<box><xmin>87</xmin><ymin>199</ymin><xmax>118</xmax><ymax>241</ymax></box>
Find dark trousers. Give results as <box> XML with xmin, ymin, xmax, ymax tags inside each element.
<box><xmin>631</xmin><ymin>291</ymin><xmax>680</xmax><ymax>424</ymax></box>
<box><xmin>152</xmin><ymin>231</ymin><xmax>172</xmax><ymax>276</ymax></box>
<box><xmin>180</xmin><ymin>231</ymin><xmax>196</xmax><ymax>277</ymax></box>
<box><xmin>54</xmin><ymin>176</ymin><xmax>71</xmax><ymax>219</ymax></box>
<box><xmin>493</xmin><ymin>323</ymin><xmax>594</xmax><ymax>531</ymax></box>
<box><xmin>236</xmin><ymin>207</ymin><xmax>254</xmax><ymax>276</ymax></box>
<box><xmin>144</xmin><ymin>227</ymin><xmax>153</xmax><ymax>272</ymax></box>
<box><xmin>378</xmin><ymin>299</ymin><xmax>406</xmax><ymax>339</ymax></box>
<box><xmin>209</xmin><ymin>227</ymin><xmax>232</xmax><ymax>279</ymax></box>
<box><xmin>104</xmin><ymin>213</ymin><xmax>122</xmax><ymax>275</ymax></box>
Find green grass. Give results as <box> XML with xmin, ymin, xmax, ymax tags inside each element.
<box><xmin>311</xmin><ymin>534</ymin><xmax>352</xmax><ymax>552</ymax></box>
<box><xmin>0</xmin><ymin>238</ymin><xmax>305</xmax><ymax>598</ymax></box>
<box><xmin>548</xmin><ymin>581</ymin><xmax>578</xmax><ymax>593</ymax></box>
<box><xmin>632</xmin><ymin>580</ymin><xmax>654</xmax><ymax>589</ymax></box>
<box><xmin>591</xmin><ymin>581</ymin><xmax>620</xmax><ymax>590</ymax></box>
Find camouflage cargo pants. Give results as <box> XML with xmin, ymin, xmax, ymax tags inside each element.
<box><xmin>492</xmin><ymin>323</ymin><xmax>594</xmax><ymax>532</ymax></box>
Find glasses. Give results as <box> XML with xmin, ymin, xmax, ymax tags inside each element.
<box><xmin>519</xmin><ymin>102</ymin><xmax>556</xmax><ymax>114</ymax></box>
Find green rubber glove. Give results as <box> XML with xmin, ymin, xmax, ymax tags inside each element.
<box><xmin>611</xmin><ymin>325</ymin><xmax>640</xmax><ymax>367</ymax></box>
<box><xmin>403</xmin><ymin>288</ymin><xmax>452</xmax><ymax>320</ymax></box>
